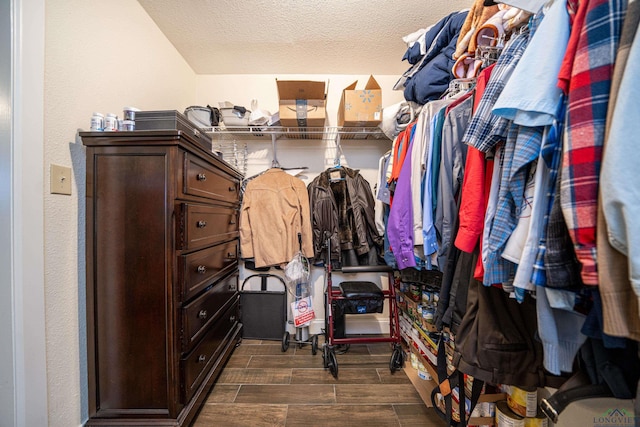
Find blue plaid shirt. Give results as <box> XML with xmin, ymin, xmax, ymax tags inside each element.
<box><xmin>461</xmin><ymin>30</ymin><xmax>533</xmax><ymax>286</ymax></box>
<box><xmin>483</xmin><ymin>123</ymin><xmax>544</xmax><ymax>286</ymax></box>
<box><xmin>485</xmin><ymin>124</ymin><xmax>545</xmax><ymax>285</ymax></box>
<box><xmin>530</xmin><ymin>98</ymin><xmax>566</xmax><ymax>287</ymax></box>
<box><xmin>463</xmin><ymin>32</ymin><xmax>530</xmax><ymax>153</ymax></box>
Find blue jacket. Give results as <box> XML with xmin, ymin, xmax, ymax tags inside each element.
<box><xmin>401</xmin><ymin>10</ymin><xmax>469</xmax><ymax>105</ymax></box>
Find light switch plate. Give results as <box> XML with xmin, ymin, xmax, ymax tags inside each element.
<box><xmin>50</xmin><ymin>164</ymin><xmax>72</xmax><ymax>195</ymax></box>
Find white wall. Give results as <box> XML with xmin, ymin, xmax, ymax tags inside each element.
<box><xmin>44</xmin><ymin>1</ymin><xmax>196</xmax><ymax>425</ymax></box>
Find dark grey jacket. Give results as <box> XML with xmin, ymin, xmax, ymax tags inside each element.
<box><xmin>307</xmin><ymin>167</ymin><xmax>383</xmax><ymax>266</ymax></box>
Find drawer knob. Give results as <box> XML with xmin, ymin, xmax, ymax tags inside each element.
<box><xmin>227</xmin><ymin>252</ymin><xmax>236</xmax><ymax>259</ymax></box>
<box><xmin>197</xmin><ymin>265</ymin><xmax>207</xmax><ymax>274</ymax></box>
<box><xmin>229</xmin><ymin>315</ymin><xmax>236</xmax><ymax>323</ymax></box>
<box><xmin>196</xmin><ymin>220</ymin><xmax>207</xmax><ymax>228</ymax></box>
<box><xmin>198</xmin><ymin>309</ymin><xmax>208</xmax><ymax>319</ymax></box>
<box><xmin>229</xmin><ymin>218</ymin><xmax>237</xmax><ymax>225</ymax></box>
<box><xmin>197</xmin><ymin>354</ymin><xmax>206</xmax><ymax>363</ymax></box>
<box><xmin>197</xmin><ymin>173</ymin><xmax>207</xmax><ymax>181</ymax></box>
<box><xmin>228</xmin><ymin>185</ymin><xmax>235</xmax><ymax>192</ymax></box>
<box><xmin>194</xmin><ymin>129</ymin><xmax>200</xmax><ymax>137</ymax></box>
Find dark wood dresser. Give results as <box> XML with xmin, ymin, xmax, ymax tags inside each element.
<box><xmin>80</xmin><ymin>130</ymin><xmax>243</xmax><ymax>426</ymax></box>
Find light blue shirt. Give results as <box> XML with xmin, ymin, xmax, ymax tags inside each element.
<box><xmin>492</xmin><ymin>0</ymin><xmax>569</xmax><ymax>127</ymax></box>
<box><xmin>422</xmin><ymin>111</ymin><xmax>441</xmax><ymax>256</ymax></box>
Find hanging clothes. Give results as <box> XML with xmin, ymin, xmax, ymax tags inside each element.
<box><xmin>454</xmin><ymin>63</ymin><xmax>496</xmax><ymax>281</ymax></box>
<box><xmin>240</xmin><ymin>168</ymin><xmax>313</xmax><ymax>268</ymax></box>
<box><xmin>461</xmin><ymin>30</ymin><xmax>530</xmax><ymax>286</ymax></box>
<box><xmin>387</xmin><ymin>137</ymin><xmax>418</xmax><ymax>270</ymax></box>
<box><xmin>387</xmin><ymin>122</ymin><xmax>415</xmax><ymax>204</ymax></box>
<box><xmin>374</xmin><ymin>151</ymin><xmax>392</xmax><ymax>236</ymax></box>
<box><xmin>412</xmin><ymin>99</ymin><xmax>458</xmax><ymax>255</ymax></box>
<box><xmin>598</xmin><ymin>0</ymin><xmax>640</xmax><ymax>341</ymax></box>
<box><xmin>384</xmin><ymin>0</ymin><xmax>640</xmax><ymax>401</ymax></box>
<box><xmin>600</xmin><ymin>0</ymin><xmax>640</xmax><ymax>340</ymax></box>
<box><xmin>560</xmin><ymin>0</ymin><xmax>628</xmax><ymax>286</ymax></box>
<box><xmin>420</xmin><ymin>99</ymin><xmax>461</xmax><ymax>261</ymax></box>
<box><xmin>453</xmin><ymin>0</ymin><xmax>500</xmax><ymax>60</ymax></box>
<box><xmin>376</xmin><ymin>150</ymin><xmax>399</xmax><ymax>269</ymax></box>
<box><xmin>307</xmin><ymin>166</ymin><xmax>383</xmax><ymax>267</ymax></box>
<box><xmin>492</xmin><ymin>0</ymin><xmax>569</xmax><ymax>127</ymax></box>
<box><xmin>434</xmin><ymin>93</ymin><xmax>473</xmax><ymax>270</ymax></box>
<box><xmin>397</xmin><ymin>10</ymin><xmax>470</xmax><ymax>104</ymax></box>
<box><xmin>453</xmin><ymin>248</ymin><xmax>550</xmax><ymax>388</ymax></box>
<box><xmin>438</xmin><ymin>4</ymin><xmax>577</xmax><ymax>385</ymax></box>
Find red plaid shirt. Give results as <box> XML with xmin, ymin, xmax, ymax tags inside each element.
<box><xmin>559</xmin><ymin>0</ymin><xmax>627</xmax><ymax>285</ymax></box>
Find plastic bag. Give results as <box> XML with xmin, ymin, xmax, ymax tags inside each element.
<box><xmin>248</xmin><ymin>99</ymin><xmax>271</xmax><ymax>126</ymax></box>
<box><xmin>285</xmin><ymin>251</ymin><xmax>313</xmax><ymax>326</ymax></box>
<box><xmin>284</xmin><ymin>251</ymin><xmax>309</xmax><ymax>286</ymax></box>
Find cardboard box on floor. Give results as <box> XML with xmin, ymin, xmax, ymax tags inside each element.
<box><xmin>338</xmin><ymin>75</ymin><xmax>383</xmax><ymax>127</ymax></box>
<box><xmin>276</xmin><ymin>79</ymin><xmax>327</xmax><ymax>129</ymax></box>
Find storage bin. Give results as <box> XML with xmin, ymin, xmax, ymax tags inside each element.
<box><xmin>185</xmin><ymin>105</ymin><xmax>220</xmax><ymax>128</ymax></box>
<box><xmin>220</xmin><ymin>107</ymin><xmax>250</xmax><ymax>127</ymax></box>
<box><xmin>134</xmin><ymin>110</ymin><xmax>213</xmax><ymax>152</ymax></box>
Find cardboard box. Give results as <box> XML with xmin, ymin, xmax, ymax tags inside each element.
<box><xmin>338</xmin><ymin>75</ymin><xmax>383</xmax><ymax>127</ymax></box>
<box><xmin>276</xmin><ymin>79</ymin><xmax>326</xmax><ymax>129</ymax></box>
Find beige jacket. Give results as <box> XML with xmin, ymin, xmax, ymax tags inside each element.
<box><xmin>598</xmin><ymin>0</ymin><xmax>640</xmax><ymax>341</ymax></box>
<box><xmin>240</xmin><ymin>168</ymin><xmax>314</xmax><ymax>268</ymax></box>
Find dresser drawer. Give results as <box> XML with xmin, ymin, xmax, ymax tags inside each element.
<box><xmin>179</xmin><ymin>239</ymin><xmax>238</xmax><ymax>301</ymax></box>
<box><xmin>177</xmin><ymin>203</ymin><xmax>239</xmax><ymax>251</ymax></box>
<box><xmin>182</xmin><ymin>298</ymin><xmax>239</xmax><ymax>402</ymax></box>
<box><xmin>182</xmin><ymin>273</ymin><xmax>238</xmax><ymax>352</ymax></box>
<box><xmin>183</xmin><ymin>152</ymin><xmax>240</xmax><ymax>205</ymax></box>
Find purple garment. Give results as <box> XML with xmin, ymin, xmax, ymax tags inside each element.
<box><xmin>387</xmin><ymin>139</ymin><xmax>416</xmax><ymax>269</ymax></box>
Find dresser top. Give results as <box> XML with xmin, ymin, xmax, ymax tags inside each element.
<box><xmin>79</xmin><ymin>130</ymin><xmax>243</xmax><ymax>179</ymax></box>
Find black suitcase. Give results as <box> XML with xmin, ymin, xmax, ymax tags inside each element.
<box><xmin>135</xmin><ymin>109</ymin><xmax>213</xmax><ymax>153</ymax></box>
<box><xmin>240</xmin><ymin>274</ymin><xmax>287</xmax><ymax>341</ymax></box>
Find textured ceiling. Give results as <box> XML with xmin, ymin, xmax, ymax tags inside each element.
<box><xmin>137</xmin><ymin>0</ymin><xmax>470</xmax><ymax>75</ymax></box>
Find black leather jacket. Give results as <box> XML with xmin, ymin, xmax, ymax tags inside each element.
<box><xmin>307</xmin><ymin>167</ymin><xmax>383</xmax><ymax>266</ymax></box>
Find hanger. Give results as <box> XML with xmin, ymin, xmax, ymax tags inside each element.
<box><xmin>240</xmin><ymin>133</ymin><xmax>309</xmax><ymax>195</ymax></box>
<box><xmin>475</xmin><ymin>44</ymin><xmax>502</xmax><ymax>67</ymax></box>
<box><xmin>329</xmin><ymin>134</ymin><xmax>346</xmax><ymax>182</ymax></box>
<box><xmin>282</xmin><ymin>166</ymin><xmax>309</xmax><ymax>178</ymax></box>
<box><xmin>266</xmin><ymin>132</ymin><xmax>308</xmax><ymax>173</ymax></box>
<box><xmin>270</xmin><ymin>134</ymin><xmax>281</xmax><ymax>168</ymax></box>
<box><xmin>516</xmin><ymin>23</ymin><xmax>530</xmax><ymax>37</ymax></box>
<box><xmin>445</xmin><ymin>77</ymin><xmax>476</xmax><ymax>99</ymax></box>
<box><xmin>473</xmin><ymin>30</ymin><xmax>506</xmax><ymax>68</ymax></box>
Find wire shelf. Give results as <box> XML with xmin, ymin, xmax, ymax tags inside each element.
<box><xmin>204</xmin><ymin>126</ymin><xmax>390</xmax><ymax>141</ymax></box>
<box><xmin>207</xmin><ymin>126</ymin><xmax>390</xmax><ymax>173</ymax></box>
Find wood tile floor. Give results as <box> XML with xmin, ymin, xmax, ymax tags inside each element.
<box><xmin>192</xmin><ymin>336</ymin><xmax>446</xmax><ymax>426</ymax></box>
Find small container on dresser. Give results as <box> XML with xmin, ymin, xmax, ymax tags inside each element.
<box><xmin>80</xmin><ymin>119</ymin><xmax>243</xmax><ymax>426</ymax></box>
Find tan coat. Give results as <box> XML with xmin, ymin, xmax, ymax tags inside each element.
<box><xmin>598</xmin><ymin>0</ymin><xmax>640</xmax><ymax>341</ymax></box>
<box><xmin>240</xmin><ymin>168</ymin><xmax>314</xmax><ymax>268</ymax></box>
